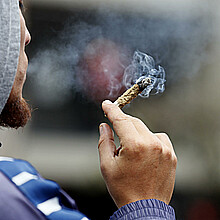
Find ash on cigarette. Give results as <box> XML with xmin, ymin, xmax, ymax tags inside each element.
<box><xmin>123</xmin><ymin>51</ymin><xmax>166</xmax><ymax>98</ymax></box>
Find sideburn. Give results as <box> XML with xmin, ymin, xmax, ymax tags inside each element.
<box><xmin>0</xmin><ymin>97</ymin><xmax>31</xmax><ymax>129</ymax></box>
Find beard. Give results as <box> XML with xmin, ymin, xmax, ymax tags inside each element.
<box><xmin>0</xmin><ymin>96</ymin><xmax>32</xmax><ymax>129</ymax></box>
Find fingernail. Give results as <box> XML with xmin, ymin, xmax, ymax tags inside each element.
<box><xmin>99</xmin><ymin>124</ymin><xmax>104</xmax><ymax>135</ymax></box>
<box><xmin>103</xmin><ymin>100</ymin><xmax>112</xmax><ymax>105</ymax></box>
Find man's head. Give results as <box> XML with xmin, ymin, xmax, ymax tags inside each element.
<box><xmin>0</xmin><ymin>0</ymin><xmax>31</xmax><ymax>129</ymax></box>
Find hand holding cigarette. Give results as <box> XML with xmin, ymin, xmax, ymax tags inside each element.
<box><xmin>98</xmin><ymin>100</ymin><xmax>177</xmax><ymax>208</ymax></box>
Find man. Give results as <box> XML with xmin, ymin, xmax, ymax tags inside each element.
<box><xmin>0</xmin><ymin>0</ymin><xmax>177</xmax><ymax>219</ymax></box>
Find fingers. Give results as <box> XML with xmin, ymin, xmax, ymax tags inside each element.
<box><xmin>102</xmin><ymin>100</ymin><xmax>127</xmax><ymax>124</ymax></box>
<box><xmin>155</xmin><ymin>133</ymin><xmax>177</xmax><ymax>163</ymax></box>
<box><xmin>102</xmin><ymin>100</ymin><xmax>173</xmax><ymax>155</ymax></box>
<box><xmin>155</xmin><ymin>133</ymin><xmax>173</xmax><ymax>150</ymax></box>
<box><xmin>128</xmin><ymin>115</ymin><xmax>152</xmax><ymax>136</ymax></box>
<box><xmin>98</xmin><ymin>123</ymin><xmax>116</xmax><ymax>165</ymax></box>
<box><xmin>102</xmin><ymin>100</ymin><xmax>144</xmax><ymax>142</ymax></box>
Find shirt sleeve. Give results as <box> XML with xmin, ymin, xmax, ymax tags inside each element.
<box><xmin>110</xmin><ymin>199</ymin><xmax>176</xmax><ymax>220</ymax></box>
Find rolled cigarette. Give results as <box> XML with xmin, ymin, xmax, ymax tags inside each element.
<box><xmin>114</xmin><ymin>77</ymin><xmax>152</xmax><ymax>109</ymax></box>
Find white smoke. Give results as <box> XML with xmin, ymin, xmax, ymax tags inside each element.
<box><xmin>27</xmin><ymin>3</ymin><xmax>213</xmax><ymax>106</ymax></box>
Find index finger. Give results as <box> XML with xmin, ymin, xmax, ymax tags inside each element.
<box><xmin>102</xmin><ymin>100</ymin><xmax>142</xmax><ymax>143</ymax></box>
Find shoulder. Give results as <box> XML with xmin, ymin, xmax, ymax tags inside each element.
<box><xmin>0</xmin><ymin>157</ymin><xmax>89</xmax><ymax>220</ymax></box>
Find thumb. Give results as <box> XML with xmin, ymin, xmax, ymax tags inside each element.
<box><xmin>98</xmin><ymin>123</ymin><xmax>116</xmax><ymax>166</ymax></box>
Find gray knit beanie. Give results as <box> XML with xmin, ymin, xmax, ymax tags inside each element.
<box><xmin>0</xmin><ymin>0</ymin><xmax>20</xmax><ymax>114</ymax></box>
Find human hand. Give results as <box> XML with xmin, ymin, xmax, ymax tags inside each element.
<box><xmin>98</xmin><ymin>100</ymin><xmax>177</xmax><ymax>208</ymax></box>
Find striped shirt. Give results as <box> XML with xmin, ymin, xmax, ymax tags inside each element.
<box><xmin>0</xmin><ymin>157</ymin><xmax>176</xmax><ymax>220</ymax></box>
<box><xmin>0</xmin><ymin>157</ymin><xmax>89</xmax><ymax>220</ymax></box>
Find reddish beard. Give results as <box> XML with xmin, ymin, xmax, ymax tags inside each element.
<box><xmin>0</xmin><ymin>96</ymin><xmax>31</xmax><ymax>129</ymax></box>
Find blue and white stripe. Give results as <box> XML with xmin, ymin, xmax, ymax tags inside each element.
<box><xmin>0</xmin><ymin>157</ymin><xmax>89</xmax><ymax>220</ymax></box>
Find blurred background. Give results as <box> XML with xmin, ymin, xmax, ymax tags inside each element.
<box><xmin>1</xmin><ymin>0</ymin><xmax>220</xmax><ymax>219</ymax></box>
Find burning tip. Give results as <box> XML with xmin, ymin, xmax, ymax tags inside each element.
<box><xmin>137</xmin><ymin>77</ymin><xmax>152</xmax><ymax>91</ymax></box>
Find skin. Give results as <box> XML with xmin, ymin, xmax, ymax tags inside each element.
<box><xmin>0</xmin><ymin>1</ymin><xmax>32</xmax><ymax>128</ymax></box>
<box><xmin>99</xmin><ymin>100</ymin><xmax>177</xmax><ymax>208</ymax></box>
<box><xmin>9</xmin><ymin>3</ymin><xmax>31</xmax><ymax>102</ymax></box>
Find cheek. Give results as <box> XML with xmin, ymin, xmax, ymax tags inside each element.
<box><xmin>18</xmin><ymin>51</ymin><xmax>28</xmax><ymax>71</ymax></box>
<box><xmin>13</xmin><ymin>52</ymin><xmax>28</xmax><ymax>96</ymax></box>
<box><xmin>12</xmin><ymin>11</ymin><xmax>29</xmax><ymax>98</ymax></box>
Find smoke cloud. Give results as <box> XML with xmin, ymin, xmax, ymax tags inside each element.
<box><xmin>28</xmin><ymin>4</ymin><xmax>213</xmax><ymax>106</ymax></box>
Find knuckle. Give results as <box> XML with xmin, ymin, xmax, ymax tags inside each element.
<box><xmin>172</xmin><ymin>154</ymin><xmax>178</xmax><ymax>166</ymax></box>
<box><xmin>121</xmin><ymin>136</ymin><xmax>141</xmax><ymax>148</ymax></box>
<box><xmin>133</xmin><ymin>138</ymin><xmax>148</xmax><ymax>153</ymax></box>
<box><xmin>134</xmin><ymin>141</ymin><xmax>146</xmax><ymax>155</ymax></box>
<box><xmin>122</xmin><ymin>138</ymin><xmax>147</xmax><ymax>157</ymax></box>
<box><xmin>156</xmin><ymin>132</ymin><xmax>170</xmax><ymax>141</ymax></box>
<box><xmin>160</xmin><ymin>132</ymin><xmax>169</xmax><ymax>139</ymax></box>
<box><xmin>150</xmin><ymin>140</ymin><xmax>163</xmax><ymax>153</ymax></box>
<box><xmin>163</xmin><ymin>149</ymin><xmax>177</xmax><ymax>166</ymax></box>
<box><xmin>134</xmin><ymin>138</ymin><xmax>146</xmax><ymax>149</ymax></box>
<box><xmin>164</xmin><ymin>150</ymin><xmax>172</xmax><ymax>160</ymax></box>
